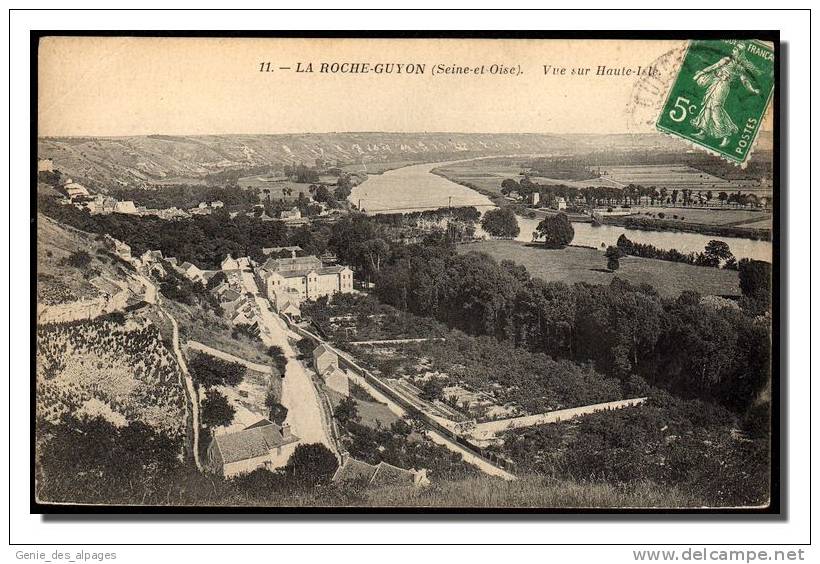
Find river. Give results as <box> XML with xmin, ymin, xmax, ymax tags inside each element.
<box><xmin>349</xmin><ymin>160</ymin><xmax>773</xmax><ymax>262</ymax></box>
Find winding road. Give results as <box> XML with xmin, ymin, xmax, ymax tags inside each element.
<box><xmin>238</xmin><ymin>271</ymin><xmax>333</xmax><ymax>450</ymax></box>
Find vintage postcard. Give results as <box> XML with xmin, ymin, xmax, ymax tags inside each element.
<box><xmin>34</xmin><ymin>34</ymin><xmax>777</xmax><ymax>511</ymax></box>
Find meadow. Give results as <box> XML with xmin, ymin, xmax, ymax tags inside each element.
<box><xmin>457</xmin><ymin>239</ymin><xmax>741</xmax><ymax>299</ymax></box>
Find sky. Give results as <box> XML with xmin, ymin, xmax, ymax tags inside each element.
<box><xmin>37</xmin><ymin>36</ymin><xmax>772</xmax><ymax>137</ymax></box>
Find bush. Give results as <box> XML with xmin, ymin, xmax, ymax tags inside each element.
<box><xmin>201</xmin><ymin>388</ymin><xmax>235</xmax><ymax>429</ymax></box>
<box><xmin>657</xmin><ymin>212</ymin><xmax>665</xmax><ymax>219</ymax></box>
<box><xmin>188</xmin><ymin>353</ymin><xmax>246</xmax><ymax>388</ymax></box>
<box><xmin>65</xmin><ymin>249</ymin><xmax>92</xmax><ymax>269</ymax></box>
<box><xmin>283</xmin><ymin>443</ymin><xmax>339</xmax><ymax>486</ymax></box>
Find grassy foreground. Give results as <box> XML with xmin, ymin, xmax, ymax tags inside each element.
<box><xmin>360</xmin><ymin>476</ymin><xmax>708</xmax><ymax>509</ymax></box>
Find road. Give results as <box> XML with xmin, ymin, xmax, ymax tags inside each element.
<box><xmin>288</xmin><ymin>324</ymin><xmax>516</xmax><ymax>481</ymax></box>
<box><xmin>157</xmin><ymin>299</ymin><xmax>203</xmax><ymax>471</ymax></box>
<box><xmin>239</xmin><ymin>271</ymin><xmax>333</xmax><ymax>450</ymax></box>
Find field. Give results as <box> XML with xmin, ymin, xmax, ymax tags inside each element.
<box><xmin>327</xmin><ymin>388</ymin><xmax>400</xmax><ymax>429</ymax></box>
<box><xmin>432</xmin><ymin>160</ymin><xmax>525</xmax><ymax>195</ymax></box>
<box><xmin>342</xmin><ymin>160</ymin><xmax>426</xmax><ymax>175</ymax></box>
<box><xmin>627</xmin><ymin>206</ymin><xmax>772</xmax><ymax>230</ymax></box>
<box><xmin>155</xmin><ymin>299</ymin><xmax>274</xmax><ymax>367</ymax></box>
<box><xmin>458</xmin><ymin>240</ymin><xmax>741</xmax><ymax>298</ymax></box>
<box><xmin>237</xmin><ymin>176</ymin><xmax>315</xmax><ymax>201</ymax></box>
<box><xmin>435</xmin><ymin>161</ymin><xmax>774</xmax><ymax>199</ymax></box>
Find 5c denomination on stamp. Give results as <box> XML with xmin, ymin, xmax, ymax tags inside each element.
<box><xmin>656</xmin><ymin>39</ymin><xmax>774</xmax><ymax>166</ymax></box>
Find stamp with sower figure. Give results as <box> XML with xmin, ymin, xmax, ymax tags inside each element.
<box><xmin>656</xmin><ymin>39</ymin><xmax>774</xmax><ymax>166</ymax></box>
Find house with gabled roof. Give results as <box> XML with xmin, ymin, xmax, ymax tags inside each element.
<box><xmin>206</xmin><ymin>419</ymin><xmax>299</xmax><ymax>478</ymax></box>
<box><xmin>312</xmin><ymin>343</ymin><xmax>349</xmax><ymax>396</ymax></box>
<box><xmin>312</xmin><ymin>343</ymin><xmax>338</xmax><ymax>374</ymax></box>
<box><xmin>332</xmin><ymin>455</ymin><xmax>430</xmax><ymax>488</ymax></box>
<box><xmin>255</xmin><ymin>254</ymin><xmax>353</xmax><ymax>304</ymax></box>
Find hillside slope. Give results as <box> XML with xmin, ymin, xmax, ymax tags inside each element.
<box><xmin>37</xmin><ymin>131</ymin><xmax>716</xmax><ymax>188</ymax></box>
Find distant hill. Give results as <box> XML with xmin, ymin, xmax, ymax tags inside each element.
<box><xmin>37</xmin><ymin>130</ymin><xmax>773</xmax><ymax>189</ymax></box>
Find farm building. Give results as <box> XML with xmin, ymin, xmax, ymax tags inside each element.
<box><xmin>206</xmin><ymin>419</ymin><xmax>299</xmax><ymax>478</ymax></box>
<box><xmin>312</xmin><ymin>344</ymin><xmax>349</xmax><ymax>396</ymax></box>
<box><xmin>332</xmin><ymin>456</ymin><xmax>429</xmax><ymax>488</ymax></box>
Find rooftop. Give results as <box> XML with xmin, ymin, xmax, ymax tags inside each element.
<box><xmin>212</xmin><ymin>419</ymin><xmax>298</xmax><ymax>464</ymax></box>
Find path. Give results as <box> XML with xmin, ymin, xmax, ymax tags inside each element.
<box><xmin>347</xmin><ymin>337</ymin><xmax>446</xmax><ymax>345</ymax></box>
<box><xmin>186</xmin><ymin>340</ymin><xmax>272</xmax><ymax>374</ymax></box>
<box><xmin>288</xmin><ymin>323</ymin><xmax>516</xmax><ymax>481</ymax></box>
<box><xmin>469</xmin><ymin>397</ymin><xmax>648</xmax><ymax>440</ymax></box>
<box><xmin>157</xmin><ymin>299</ymin><xmax>203</xmax><ymax>471</ymax></box>
<box><xmin>247</xmin><ymin>294</ymin><xmax>333</xmax><ymax>451</ymax></box>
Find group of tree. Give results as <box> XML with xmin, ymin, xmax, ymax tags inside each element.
<box><xmin>189</xmin><ymin>352</ymin><xmax>247</xmax><ymax>430</ymax></box>
<box><xmin>371</xmin><ymin>238</ymin><xmax>771</xmax><ymax>415</ymax></box>
<box><xmin>534</xmin><ymin>212</ymin><xmax>575</xmax><ymax>247</ymax></box>
<box><xmin>481</xmin><ymin>207</ymin><xmax>520</xmax><ymax>238</ymax></box>
<box><xmin>500</xmin><ymin>175</ymin><xmax>766</xmax><ymax>210</ymax></box>
<box><xmin>615</xmin><ymin>234</ymin><xmax>739</xmax><ymax>269</ymax></box>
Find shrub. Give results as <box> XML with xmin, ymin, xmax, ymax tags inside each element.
<box><xmin>65</xmin><ymin>249</ymin><xmax>92</xmax><ymax>269</ymax></box>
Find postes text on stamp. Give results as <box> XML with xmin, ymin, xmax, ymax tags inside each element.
<box><xmin>656</xmin><ymin>39</ymin><xmax>774</xmax><ymax>165</ymax></box>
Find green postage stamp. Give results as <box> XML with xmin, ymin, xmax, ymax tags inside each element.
<box><xmin>656</xmin><ymin>39</ymin><xmax>774</xmax><ymax>166</ymax></box>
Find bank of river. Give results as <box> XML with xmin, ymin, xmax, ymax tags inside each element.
<box><xmin>349</xmin><ymin>160</ymin><xmax>772</xmax><ymax>262</ymax></box>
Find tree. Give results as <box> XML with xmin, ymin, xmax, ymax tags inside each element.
<box><xmin>265</xmin><ymin>393</ymin><xmax>289</xmax><ymax>425</ymax></box>
<box><xmin>268</xmin><ymin>345</ymin><xmax>287</xmax><ymax>374</ymax></box>
<box><xmin>500</xmin><ymin>178</ymin><xmax>520</xmax><ymax>195</ymax></box>
<box><xmin>333</xmin><ymin>396</ymin><xmax>360</xmax><ymax>426</ymax></box>
<box><xmin>605</xmin><ymin>246</ymin><xmax>622</xmax><ymax>272</ymax></box>
<box><xmin>283</xmin><ymin>443</ymin><xmax>339</xmax><ymax>485</ymax></box>
<box><xmin>420</xmin><ymin>378</ymin><xmax>445</xmax><ymax>401</ymax></box>
<box><xmin>313</xmin><ymin>185</ymin><xmax>334</xmax><ymax>204</ymax></box>
<box><xmin>535</xmin><ymin>212</ymin><xmax>574</xmax><ymax>248</ymax></box>
<box><xmin>66</xmin><ymin>249</ymin><xmax>92</xmax><ymax>269</ymax></box>
<box><xmin>738</xmin><ymin>259</ymin><xmax>772</xmax><ymax>314</ymax></box>
<box><xmin>189</xmin><ymin>353</ymin><xmax>247</xmax><ymax>388</ymax></box>
<box><xmin>201</xmin><ymin>389</ymin><xmax>235</xmax><ymax>429</ymax></box>
<box><xmin>480</xmin><ymin>207</ymin><xmax>520</xmax><ymax>238</ymax></box>
<box><xmin>703</xmin><ymin>240</ymin><xmax>734</xmax><ymax>268</ymax></box>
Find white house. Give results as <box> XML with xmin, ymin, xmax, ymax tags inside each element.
<box><xmin>279</xmin><ymin>207</ymin><xmax>302</xmax><ymax>220</ymax></box>
<box><xmin>221</xmin><ymin>255</ymin><xmax>240</xmax><ymax>271</ymax></box>
<box><xmin>256</xmin><ymin>255</ymin><xmax>353</xmax><ymax>304</ymax></box>
<box><xmin>206</xmin><ymin>419</ymin><xmax>299</xmax><ymax>478</ymax></box>
<box><xmin>64</xmin><ymin>182</ymin><xmax>90</xmax><ymax>200</ymax></box>
<box><xmin>312</xmin><ymin>344</ymin><xmax>349</xmax><ymax>396</ymax></box>
<box><xmin>38</xmin><ymin>158</ymin><xmax>54</xmax><ymax>172</ymax></box>
<box><xmin>312</xmin><ymin>343</ymin><xmax>338</xmax><ymax>374</ymax></box>
<box><xmin>179</xmin><ymin>262</ymin><xmax>205</xmax><ymax>284</ymax></box>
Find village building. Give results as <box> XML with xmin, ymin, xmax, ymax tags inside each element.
<box><xmin>255</xmin><ymin>255</ymin><xmax>353</xmax><ymax>305</ymax></box>
<box><xmin>332</xmin><ymin>456</ymin><xmax>430</xmax><ymax>488</ymax></box>
<box><xmin>64</xmin><ymin>182</ymin><xmax>90</xmax><ymax>200</ymax></box>
<box><xmin>273</xmin><ymin>290</ymin><xmax>302</xmax><ymax>318</ymax></box>
<box><xmin>279</xmin><ymin>207</ymin><xmax>302</xmax><ymax>221</ymax></box>
<box><xmin>553</xmin><ymin>197</ymin><xmax>567</xmax><ymax>211</ymax></box>
<box><xmin>312</xmin><ymin>344</ymin><xmax>350</xmax><ymax>396</ymax></box>
<box><xmin>179</xmin><ymin>262</ymin><xmax>205</xmax><ymax>284</ymax></box>
<box><xmin>206</xmin><ymin>419</ymin><xmax>299</xmax><ymax>478</ymax></box>
<box><xmin>221</xmin><ymin>255</ymin><xmax>252</xmax><ymax>271</ymax></box>
<box><xmin>211</xmin><ymin>200</ymin><xmax>224</xmax><ymax>209</ymax></box>
<box><xmin>102</xmin><ymin>235</ymin><xmax>132</xmax><ymax>261</ymax></box>
<box><xmin>262</xmin><ymin>245</ymin><xmax>302</xmax><ymax>258</ymax></box>
<box><xmin>528</xmin><ymin>192</ymin><xmax>541</xmax><ymax>206</ymax></box>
